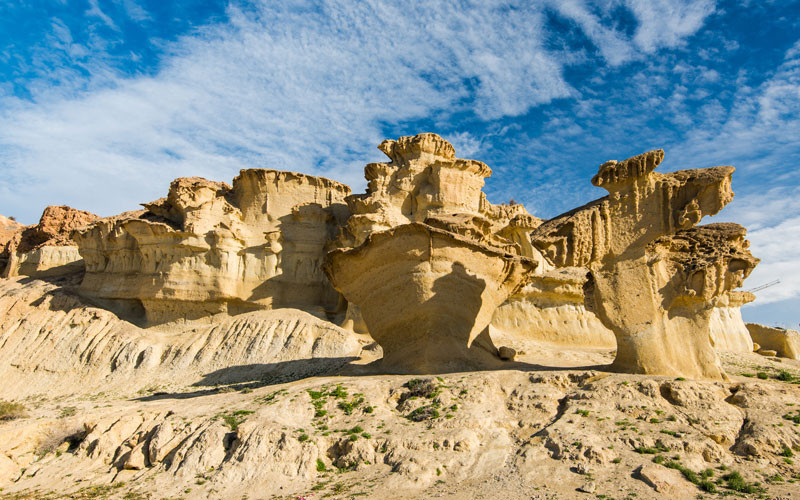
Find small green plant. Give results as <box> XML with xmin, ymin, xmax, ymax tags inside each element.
<box><xmin>612</xmin><ymin>457</ymin><xmax>622</xmax><ymax>464</ymax></box>
<box><xmin>722</xmin><ymin>471</ymin><xmax>764</xmax><ymax>494</ymax></box>
<box><xmin>756</xmin><ymin>372</ymin><xmax>769</xmax><ymax>380</ymax></box>
<box><xmin>329</xmin><ymin>384</ymin><xmax>348</xmax><ymax>399</ymax></box>
<box><xmin>777</xmin><ymin>370</ymin><xmax>794</xmax><ymax>382</ymax></box>
<box><xmin>575</xmin><ymin>409</ymin><xmax>590</xmax><ymax>417</ymax></box>
<box><xmin>660</xmin><ymin>429</ymin><xmax>679</xmax><ymax>437</ymax></box>
<box><xmin>781</xmin><ymin>446</ymin><xmax>794</xmax><ymax>458</ymax></box>
<box><xmin>361</xmin><ymin>432</ymin><xmax>371</xmax><ymax>439</ymax></box>
<box><xmin>0</xmin><ymin>401</ymin><xmax>26</xmax><ymax>420</ymax></box>
<box><xmin>675</xmin><ymin>377</ymin><xmax>686</xmax><ymax>381</ymax></box>
<box><xmin>298</xmin><ymin>433</ymin><xmax>309</xmax><ymax>442</ymax></box>
<box><xmin>783</xmin><ymin>410</ymin><xmax>800</xmax><ymax>424</ymax></box>
<box><xmin>58</xmin><ymin>406</ymin><xmax>77</xmax><ymax>418</ymax></box>
<box><xmin>217</xmin><ymin>410</ymin><xmax>254</xmax><ymax>431</ymax></box>
<box><xmin>338</xmin><ymin>397</ymin><xmax>365</xmax><ymax>415</ymax></box>
<box><xmin>407</xmin><ymin>404</ymin><xmax>440</xmax><ymax>422</ymax></box>
<box><xmin>316</xmin><ymin>459</ymin><xmax>326</xmax><ymax>472</ymax></box>
<box><xmin>634</xmin><ymin>440</ymin><xmax>668</xmax><ymax>454</ymax></box>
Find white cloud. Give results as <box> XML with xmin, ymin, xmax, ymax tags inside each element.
<box><xmin>626</xmin><ymin>0</ymin><xmax>716</xmax><ymax>53</ymax></box>
<box><xmin>86</xmin><ymin>0</ymin><xmax>119</xmax><ymax>31</ymax></box>
<box><xmin>741</xmin><ymin>215</ymin><xmax>800</xmax><ymax>304</ymax></box>
<box><xmin>0</xmin><ymin>0</ymin><xmax>724</xmax><ymax>224</ymax></box>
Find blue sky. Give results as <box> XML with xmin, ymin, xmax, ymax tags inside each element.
<box><xmin>1</xmin><ymin>0</ymin><xmax>798</xmax><ymax>327</ymax></box>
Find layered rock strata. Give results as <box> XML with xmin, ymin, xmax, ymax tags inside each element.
<box><xmin>709</xmin><ymin>291</ymin><xmax>756</xmax><ymax>353</ymax></box>
<box><xmin>1</xmin><ymin>206</ymin><xmax>98</xmax><ymax>278</ymax></box>
<box><xmin>73</xmin><ymin>171</ymin><xmax>351</xmax><ymax>325</ymax></box>
<box><xmin>326</xmin><ymin>134</ymin><xmax>538</xmax><ymax>372</ymax></box>
<box><xmin>0</xmin><ymin>276</ymin><xmax>362</xmax><ymax>399</ymax></box>
<box><xmin>533</xmin><ymin>150</ymin><xmax>759</xmax><ymax>379</ymax></box>
<box><xmin>746</xmin><ymin>323</ymin><xmax>800</xmax><ymax>360</ymax></box>
<box><xmin>490</xmin><ymin>268</ymin><xmax>617</xmax><ymax>349</ymax></box>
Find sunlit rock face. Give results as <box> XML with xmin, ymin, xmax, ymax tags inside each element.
<box><xmin>709</xmin><ymin>291</ymin><xmax>756</xmax><ymax>353</ymax></box>
<box><xmin>490</xmin><ymin>267</ymin><xmax>617</xmax><ymax>349</ymax></box>
<box><xmin>1</xmin><ymin>205</ymin><xmax>98</xmax><ymax>278</ymax></box>
<box><xmin>74</xmin><ymin>171</ymin><xmax>351</xmax><ymax>325</ymax></box>
<box><xmin>533</xmin><ymin>150</ymin><xmax>759</xmax><ymax>380</ymax></box>
<box><xmin>326</xmin><ymin>134</ymin><xmax>539</xmax><ymax>373</ymax></box>
<box><xmin>326</xmin><ymin>223</ymin><xmax>535</xmax><ymax>373</ymax></box>
<box><xmin>747</xmin><ymin>323</ymin><xmax>800</xmax><ymax>360</ymax></box>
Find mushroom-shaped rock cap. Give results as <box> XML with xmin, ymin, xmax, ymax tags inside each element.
<box><xmin>376</xmin><ymin>133</ymin><xmax>492</xmax><ymax>177</ymax></box>
<box><xmin>592</xmin><ymin>149</ymin><xmax>664</xmax><ymax>189</ymax></box>
<box><xmin>378</xmin><ymin>132</ymin><xmax>456</xmax><ymax>160</ymax></box>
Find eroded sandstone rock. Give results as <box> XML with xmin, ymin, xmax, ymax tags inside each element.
<box><xmin>746</xmin><ymin>323</ymin><xmax>800</xmax><ymax>360</ymax></box>
<box><xmin>326</xmin><ymin>134</ymin><xmax>539</xmax><ymax>372</ymax></box>
<box><xmin>326</xmin><ymin>223</ymin><xmax>534</xmax><ymax>372</ymax></box>
<box><xmin>73</xmin><ymin>171</ymin><xmax>350</xmax><ymax>325</ymax></box>
<box><xmin>491</xmin><ymin>267</ymin><xmax>616</xmax><ymax>349</ymax></box>
<box><xmin>1</xmin><ymin>206</ymin><xmax>98</xmax><ymax>278</ymax></box>
<box><xmin>709</xmin><ymin>291</ymin><xmax>756</xmax><ymax>353</ymax></box>
<box><xmin>0</xmin><ymin>215</ymin><xmax>23</xmax><ymax>276</ymax></box>
<box><xmin>533</xmin><ymin>150</ymin><xmax>758</xmax><ymax>379</ymax></box>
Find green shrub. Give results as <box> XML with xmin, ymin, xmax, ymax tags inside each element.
<box><xmin>757</xmin><ymin>372</ymin><xmax>769</xmax><ymax>380</ymax></box>
<box><xmin>722</xmin><ymin>471</ymin><xmax>764</xmax><ymax>493</ymax></box>
<box><xmin>698</xmin><ymin>480</ymin><xmax>716</xmax><ymax>492</ymax></box>
<box><xmin>298</xmin><ymin>433</ymin><xmax>309</xmax><ymax>442</ymax></box>
<box><xmin>635</xmin><ymin>440</ymin><xmax>668</xmax><ymax>454</ymax></box>
<box><xmin>316</xmin><ymin>459</ymin><xmax>326</xmax><ymax>472</ymax></box>
<box><xmin>407</xmin><ymin>405</ymin><xmax>440</xmax><ymax>422</ymax></box>
<box><xmin>0</xmin><ymin>401</ymin><xmax>26</xmax><ymax>420</ymax></box>
<box><xmin>338</xmin><ymin>397</ymin><xmax>364</xmax><ymax>415</ymax></box>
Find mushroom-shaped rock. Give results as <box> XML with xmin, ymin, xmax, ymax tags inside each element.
<box><xmin>533</xmin><ymin>149</ymin><xmax>757</xmax><ymax>380</ymax></box>
<box><xmin>325</xmin><ymin>223</ymin><xmax>536</xmax><ymax>373</ymax></box>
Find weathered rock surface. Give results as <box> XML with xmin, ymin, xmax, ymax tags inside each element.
<box><xmin>73</xmin><ymin>171</ymin><xmax>350</xmax><ymax>325</ymax></box>
<box><xmin>1</xmin><ymin>206</ymin><xmax>98</xmax><ymax>279</ymax></box>
<box><xmin>327</xmin><ymin>223</ymin><xmax>535</xmax><ymax>372</ymax></box>
<box><xmin>0</xmin><ymin>276</ymin><xmax>362</xmax><ymax>400</ymax></box>
<box><xmin>0</xmin><ymin>215</ymin><xmax>23</xmax><ymax>276</ymax></box>
<box><xmin>2</xmin><ymin>367</ymin><xmax>799</xmax><ymax>500</ymax></box>
<box><xmin>709</xmin><ymin>291</ymin><xmax>756</xmax><ymax>353</ymax></box>
<box><xmin>491</xmin><ymin>267</ymin><xmax>616</xmax><ymax>348</ymax></box>
<box><xmin>747</xmin><ymin>323</ymin><xmax>800</xmax><ymax>360</ymax></box>
<box><xmin>326</xmin><ymin>134</ymin><xmax>539</xmax><ymax>372</ymax></box>
<box><xmin>533</xmin><ymin>151</ymin><xmax>759</xmax><ymax>380</ymax></box>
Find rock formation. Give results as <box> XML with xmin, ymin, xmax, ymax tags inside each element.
<box><xmin>0</xmin><ymin>215</ymin><xmax>23</xmax><ymax>275</ymax></box>
<box><xmin>746</xmin><ymin>323</ymin><xmax>800</xmax><ymax>360</ymax></box>
<box><xmin>0</xmin><ymin>276</ymin><xmax>362</xmax><ymax>399</ymax></box>
<box><xmin>326</xmin><ymin>134</ymin><xmax>538</xmax><ymax>373</ymax></box>
<box><xmin>1</xmin><ymin>206</ymin><xmax>98</xmax><ymax>279</ymax></box>
<box><xmin>73</xmin><ymin>171</ymin><xmax>350</xmax><ymax>325</ymax></box>
<box><xmin>709</xmin><ymin>291</ymin><xmax>756</xmax><ymax>353</ymax></box>
<box><xmin>490</xmin><ymin>267</ymin><xmax>617</xmax><ymax>349</ymax></box>
<box><xmin>533</xmin><ymin>150</ymin><xmax>759</xmax><ymax>379</ymax></box>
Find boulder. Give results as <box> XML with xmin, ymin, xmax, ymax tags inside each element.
<box><xmin>746</xmin><ymin>323</ymin><xmax>800</xmax><ymax>360</ymax></box>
